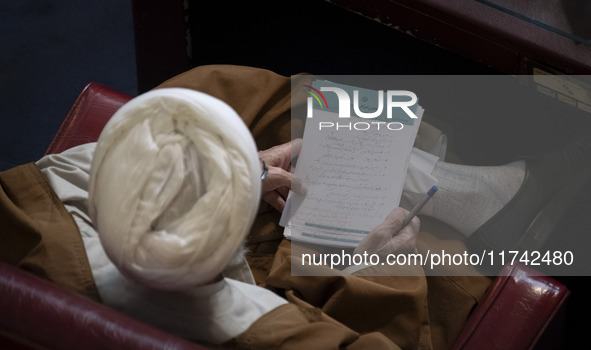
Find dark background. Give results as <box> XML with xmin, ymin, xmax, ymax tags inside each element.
<box><xmin>0</xmin><ymin>1</ymin><xmax>137</xmax><ymax>171</ymax></box>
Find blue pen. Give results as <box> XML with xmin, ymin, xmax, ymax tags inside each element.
<box><xmin>395</xmin><ymin>186</ymin><xmax>438</xmax><ymax>235</ymax></box>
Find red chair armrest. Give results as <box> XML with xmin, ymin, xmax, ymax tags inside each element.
<box><xmin>0</xmin><ymin>262</ymin><xmax>207</xmax><ymax>350</ymax></box>
<box><xmin>451</xmin><ymin>263</ymin><xmax>570</xmax><ymax>350</ymax></box>
<box><xmin>45</xmin><ymin>82</ymin><xmax>133</xmax><ymax>155</ymax></box>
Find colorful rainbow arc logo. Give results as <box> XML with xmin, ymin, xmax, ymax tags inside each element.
<box><xmin>303</xmin><ymin>85</ymin><xmax>328</xmax><ymax>109</ymax></box>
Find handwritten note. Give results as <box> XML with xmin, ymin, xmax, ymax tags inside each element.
<box><xmin>282</xmin><ymin>105</ymin><xmax>423</xmax><ymax>248</ymax></box>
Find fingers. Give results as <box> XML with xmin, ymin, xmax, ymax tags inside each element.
<box><xmin>291</xmin><ymin>138</ymin><xmax>303</xmax><ymax>158</ymax></box>
<box><xmin>354</xmin><ymin>224</ymin><xmax>390</xmax><ymax>255</ymax></box>
<box><xmin>263</xmin><ymin>167</ymin><xmax>291</xmax><ymax>192</ymax></box>
<box><xmin>261</xmin><ymin>167</ymin><xmax>307</xmax><ymax>212</ymax></box>
<box><xmin>259</xmin><ymin>138</ymin><xmax>303</xmax><ymax>169</ymax></box>
<box><xmin>354</xmin><ymin>207</ymin><xmax>420</xmax><ymax>256</ymax></box>
<box><xmin>262</xmin><ymin>191</ymin><xmax>286</xmax><ymax>213</ymax></box>
<box><xmin>263</xmin><ymin>167</ymin><xmax>306</xmax><ymax>195</ymax></box>
<box><xmin>277</xmin><ymin>186</ymin><xmax>290</xmax><ymax>201</ymax></box>
<box><xmin>377</xmin><ymin>218</ymin><xmax>419</xmax><ymax>255</ymax></box>
<box><xmin>258</xmin><ymin>138</ymin><xmax>305</xmax><ymax>212</ymax></box>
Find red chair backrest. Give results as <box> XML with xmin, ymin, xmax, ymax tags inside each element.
<box><xmin>45</xmin><ymin>82</ymin><xmax>132</xmax><ymax>155</ymax></box>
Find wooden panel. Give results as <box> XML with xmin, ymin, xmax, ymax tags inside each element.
<box><xmin>132</xmin><ymin>0</ymin><xmax>192</xmax><ymax>92</ymax></box>
<box><xmin>328</xmin><ymin>0</ymin><xmax>591</xmax><ymax>74</ymax></box>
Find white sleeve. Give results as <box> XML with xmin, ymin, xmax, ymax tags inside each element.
<box><xmin>36</xmin><ymin>142</ymin><xmax>97</xmax><ymax>215</ymax></box>
<box><xmin>36</xmin><ymin>143</ymin><xmax>285</xmax><ymax>345</ymax></box>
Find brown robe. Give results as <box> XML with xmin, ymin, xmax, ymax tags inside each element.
<box><xmin>0</xmin><ymin>65</ymin><xmax>492</xmax><ymax>349</ymax></box>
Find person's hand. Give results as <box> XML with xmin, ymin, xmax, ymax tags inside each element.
<box><xmin>353</xmin><ymin>207</ymin><xmax>420</xmax><ymax>256</ymax></box>
<box><xmin>258</xmin><ymin>138</ymin><xmax>304</xmax><ymax>212</ymax></box>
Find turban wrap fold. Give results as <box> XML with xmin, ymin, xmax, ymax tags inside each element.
<box><xmin>88</xmin><ymin>88</ymin><xmax>261</xmax><ymax>290</ymax></box>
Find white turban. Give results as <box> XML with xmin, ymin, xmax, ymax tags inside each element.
<box><xmin>88</xmin><ymin>88</ymin><xmax>261</xmax><ymax>291</ymax></box>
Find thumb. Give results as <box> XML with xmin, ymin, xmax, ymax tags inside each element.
<box><xmin>264</xmin><ymin>167</ymin><xmax>291</xmax><ymax>191</ymax></box>
<box><xmin>263</xmin><ymin>167</ymin><xmax>306</xmax><ymax>194</ymax></box>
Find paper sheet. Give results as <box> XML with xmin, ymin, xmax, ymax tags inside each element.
<box><xmin>281</xmin><ymin>94</ymin><xmax>424</xmax><ymax>248</ymax></box>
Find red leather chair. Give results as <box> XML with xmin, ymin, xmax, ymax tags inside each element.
<box><xmin>0</xmin><ymin>82</ymin><xmax>571</xmax><ymax>350</ymax></box>
<box><xmin>44</xmin><ymin>82</ymin><xmax>133</xmax><ymax>155</ymax></box>
<box><xmin>0</xmin><ymin>83</ymin><xmax>208</xmax><ymax>350</ymax></box>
